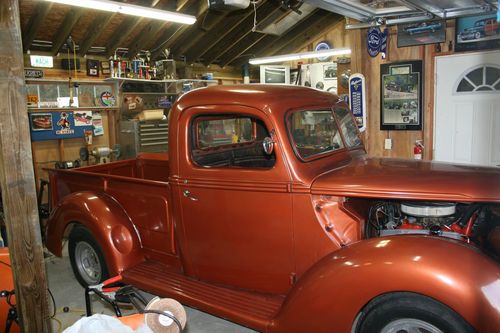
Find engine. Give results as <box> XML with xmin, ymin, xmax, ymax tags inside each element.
<box><xmin>366</xmin><ymin>201</ymin><xmax>487</xmax><ymax>242</ymax></box>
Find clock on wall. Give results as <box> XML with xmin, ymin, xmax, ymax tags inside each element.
<box><xmin>315</xmin><ymin>41</ymin><xmax>332</xmax><ymax>61</ymax></box>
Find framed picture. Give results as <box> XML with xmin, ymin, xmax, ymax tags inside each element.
<box><xmin>86</xmin><ymin>59</ymin><xmax>99</xmax><ymax>77</ymax></box>
<box><xmin>380</xmin><ymin>60</ymin><xmax>423</xmax><ymax>131</ymax></box>
<box><xmin>323</xmin><ymin>64</ymin><xmax>337</xmax><ymax>79</ymax></box>
<box><xmin>455</xmin><ymin>13</ymin><xmax>500</xmax><ymax>52</ymax></box>
<box><xmin>397</xmin><ymin>20</ymin><xmax>446</xmax><ymax>47</ymax></box>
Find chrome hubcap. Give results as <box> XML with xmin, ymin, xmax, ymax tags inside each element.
<box><xmin>381</xmin><ymin>319</ymin><xmax>443</xmax><ymax>333</ymax></box>
<box><xmin>75</xmin><ymin>242</ymin><xmax>101</xmax><ymax>285</ymax></box>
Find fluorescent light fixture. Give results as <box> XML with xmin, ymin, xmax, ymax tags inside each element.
<box><xmin>249</xmin><ymin>48</ymin><xmax>352</xmax><ymax>65</ymax></box>
<box><xmin>43</xmin><ymin>0</ymin><xmax>196</xmax><ymax>24</ymax></box>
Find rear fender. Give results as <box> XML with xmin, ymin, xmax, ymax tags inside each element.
<box><xmin>46</xmin><ymin>191</ymin><xmax>144</xmax><ymax>275</ymax></box>
<box><xmin>269</xmin><ymin>236</ymin><xmax>500</xmax><ymax>333</ymax></box>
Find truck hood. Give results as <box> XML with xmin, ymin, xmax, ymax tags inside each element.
<box><xmin>311</xmin><ymin>156</ymin><xmax>500</xmax><ymax>202</ymax></box>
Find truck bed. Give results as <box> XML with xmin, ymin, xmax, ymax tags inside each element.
<box><xmin>75</xmin><ymin>153</ymin><xmax>169</xmax><ymax>182</ymax></box>
<box><xmin>48</xmin><ymin>153</ymin><xmax>176</xmax><ymax>260</ymax></box>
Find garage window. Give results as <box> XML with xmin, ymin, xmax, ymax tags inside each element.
<box><xmin>456</xmin><ymin>65</ymin><xmax>500</xmax><ymax>93</ymax></box>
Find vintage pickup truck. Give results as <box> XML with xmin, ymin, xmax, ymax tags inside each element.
<box><xmin>46</xmin><ymin>85</ymin><xmax>499</xmax><ymax>333</ymax></box>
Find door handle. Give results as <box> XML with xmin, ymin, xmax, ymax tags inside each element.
<box><xmin>183</xmin><ymin>190</ymin><xmax>198</xmax><ymax>201</ymax></box>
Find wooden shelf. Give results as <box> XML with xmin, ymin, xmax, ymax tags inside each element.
<box><xmin>26</xmin><ymin>78</ymin><xmax>113</xmax><ymax>84</ymax></box>
<box><xmin>28</xmin><ymin>106</ymin><xmax>119</xmax><ymax>112</ymax></box>
<box><xmin>104</xmin><ymin>77</ymin><xmax>218</xmax><ymax>83</ymax></box>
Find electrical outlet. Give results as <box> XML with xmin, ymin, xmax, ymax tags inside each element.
<box><xmin>384</xmin><ymin>138</ymin><xmax>392</xmax><ymax>150</ymax></box>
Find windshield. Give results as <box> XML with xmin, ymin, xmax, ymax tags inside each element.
<box><xmin>288</xmin><ymin>110</ymin><xmax>344</xmax><ymax>159</ymax></box>
<box><xmin>334</xmin><ymin>107</ymin><xmax>363</xmax><ymax>148</ymax></box>
<box><xmin>288</xmin><ymin>108</ymin><xmax>362</xmax><ymax>160</ymax></box>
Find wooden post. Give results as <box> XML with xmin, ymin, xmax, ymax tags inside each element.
<box><xmin>0</xmin><ymin>1</ymin><xmax>50</xmax><ymax>332</ymax></box>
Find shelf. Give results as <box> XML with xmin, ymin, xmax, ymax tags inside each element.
<box><xmin>26</xmin><ymin>78</ymin><xmax>112</xmax><ymax>84</ymax></box>
<box><xmin>28</xmin><ymin>106</ymin><xmax>119</xmax><ymax>112</ymax></box>
<box><xmin>104</xmin><ymin>78</ymin><xmax>218</xmax><ymax>83</ymax></box>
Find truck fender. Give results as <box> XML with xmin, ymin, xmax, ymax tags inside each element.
<box><xmin>46</xmin><ymin>191</ymin><xmax>144</xmax><ymax>276</ymax></box>
<box><xmin>269</xmin><ymin>236</ymin><xmax>500</xmax><ymax>333</ymax></box>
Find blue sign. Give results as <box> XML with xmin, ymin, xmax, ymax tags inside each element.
<box><xmin>367</xmin><ymin>27</ymin><xmax>382</xmax><ymax>57</ymax></box>
<box><xmin>29</xmin><ymin>111</ymin><xmax>93</xmax><ymax>141</ymax></box>
<box><xmin>348</xmin><ymin>73</ymin><xmax>366</xmax><ymax>132</ymax></box>
<box><xmin>315</xmin><ymin>41</ymin><xmax>331</xmax><ymax>61</ymax></box>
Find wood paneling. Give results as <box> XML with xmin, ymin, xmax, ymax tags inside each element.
<box><xmin>294</xmin><ymin>19</ymin><xmax>455</xmax><ymax>159</ymax></box>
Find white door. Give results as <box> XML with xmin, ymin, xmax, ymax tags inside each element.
<box><xmin>434</xmin><ymin>51</ymin><xmax>500</xmax><ymax>167</ymax></box>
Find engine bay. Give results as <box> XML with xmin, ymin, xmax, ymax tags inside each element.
<box><xmin>363</xmin><ymin>200</ymin><xmax>500</xmax><ymax>260</ymax></box>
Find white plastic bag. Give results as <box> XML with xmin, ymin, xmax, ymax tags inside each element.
<box><xmin>63</xmin><ymin>314</ymin><xmax>153</xmax><ymax>333</ymax></box>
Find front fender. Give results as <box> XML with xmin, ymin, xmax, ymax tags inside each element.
<box><xmin>270</xmin><ymin>236</ymin><xmax>499</xmax><ymax>333</ymax></box>
<box><xmin>46</xmin><ymin>191</ymin><xmax>144</xmax><ymax>275</ymax></box>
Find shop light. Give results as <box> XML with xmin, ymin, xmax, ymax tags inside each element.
<box><xmin>43</xmin><ymin>0</ymin><xmax>196</xmax><ymax>25</ymax></box>
<box><xmin>249</xmin><ymin>48</ymin><xmax>352</xmax><ymax>65</ymax></box>
<box><xmin>385</xmin><ymin>14</ymin><xmax>433</xmax><ymax>25</ymax></box>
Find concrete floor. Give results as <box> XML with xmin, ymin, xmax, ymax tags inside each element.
<box><xmin>45</xmin><ymin>248</ymin><xmax>257</xmax><ymax>333</ymax></box>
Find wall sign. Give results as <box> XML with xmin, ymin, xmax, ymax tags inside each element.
<box><xmin>29</xmin><ymin>111</ymin><xmax>94</xmax><ymax>141</ymax></box>
<box><xmin>24</xmin><ymin>69</ymin><xmax>44</xmax><ymax>79</ymax></box>
<box><xmin>367</xmin><ymin>27</ymin><xmax>388</xmax><ymax>58</ymax></box>
<box><xmin>380</xmin><ymin>61</ymin><xmax>423</xmax><ymax>131</ymax></box>
<box><xmin>30</xmin><ymin>55</ymin><xmax>53</xmax><ymax>68</ymax></box>
<box><xmin>348</xmin><ymin>73</ymin><xmax>366</xmax><ymax>132</ymax></box>
<box><xmin>315</xmin><ymin>41</ymin><xmax>331</xmax><ymax>61</ymax></box>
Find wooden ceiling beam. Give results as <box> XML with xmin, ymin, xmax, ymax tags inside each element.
<box><xmin>126</xmin><ymin>1</ymin><xmax>174</xmax><ymax>58</ymax></box>
<box><xmin>218</xmin><ymin>32</ymin><xmax>267</xmax><ymax>67</ymax></box>
<box><xmin>23</xmin><ymin>1</ymin><xmax>53</xmax><ymax>52</ymax></box>
<box><xmin>183</xmin><ymin>0</ymin><xmax>271</xmax><ymax>64</ymax></box>
<box><xmin>106</xmin><ymin>16</ymin><xmax>144</xmax><ymax>56</ymax></box>
<box><xmin>172</xmin><ymin>12</ymin><xmax>228</xmax><ymax>57</ymax></box>
<box><xmin>269</xmin><ymin>13</ymin><xmax>343</xmax><ymax>56</ymax></box>
<box><xmin>149</xmin><ymin>0</ymin><xmax>200</xmax><ymax>59</ymax></box>
<box><xmin>214</xmin><ymin>6</ymin><xmax>284</xmax><ymax>67</ymax></box>
<box><xmin>233</xmin><ymin>11</ymin><xmax>341</xmax><ymax>67</ymax></box>
<box><xmin>79</xmin><ymin>12</ymin><xmax>117</xmax><ymax>56</ymax></box>
<box><xmin>51</xmin><ymin>8</ymin><xmax>85</xmax><ymax>55</ymax></box>
<box><xmin>200</xmin><ymin>1</ymin><xmax>277</xmax><ymax>65</ymax></box>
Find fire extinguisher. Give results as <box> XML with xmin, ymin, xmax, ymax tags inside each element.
<box><xmin>414</xmin><ymin>140</ymin><xmax>424</xmax><ymax>160</ymax></box>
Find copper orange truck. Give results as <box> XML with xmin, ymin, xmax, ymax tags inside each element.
<box><xmin>45</xmin><ymin>85</ymin><xmax>500</xmax><ymax>333</ymax></box>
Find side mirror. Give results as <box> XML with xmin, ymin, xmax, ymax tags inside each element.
<box><xmin>263</xmin><ymin>137</ymin><xmax>274</xmax><ymax>155</ymax></box>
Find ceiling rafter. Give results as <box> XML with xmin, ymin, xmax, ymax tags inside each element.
<box><xmin>149</xmin><ymin>0</ymin><xmax>201</xmax><ymax>58</ymax></box>
<box><xmin>23</xmin><ymin>1</ymin><xmax>53</xmax><ymax>52</ymax></box>
<box><xmin>182</xmin><ymin>0</ymin><xmax>271</xmax><ymax>64</ymax></box>
<box><xmin>126</xmin><ymin>0</ymin><xmax>173</xmax><ymax>58</ymax></box>
<box><xmin>105</xmin><ymin>16</ymin><xmax>144</xmax><ymax>56</ymax></box>
<box><xmin>79</xmin><ymin>12</ymin><xmax>117</xmax><ymax>56</ymax></box>
<box><xmin>200</xmin><ymin>1</ymin><xmax>278</xmax><ymax>66</ymax></box>
<box><xmin>233</xmin><ymin>10</ymin><xmax>341</xmax><ymax>67</ymax></box>
<box><xmin>216</xmin><ymin>6</ymin><xmax>286</xmax><ymax>67</ymax></box>
<box><xmin>51</xmin><ymin>7</ymin><xmax>85</xmax><ymax>55</ymax></box>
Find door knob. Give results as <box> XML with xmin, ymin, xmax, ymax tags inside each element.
<box><xmin>183</xmin><ymin>190</ymin><xmax>198</xmax><ymax>201</ymax></box>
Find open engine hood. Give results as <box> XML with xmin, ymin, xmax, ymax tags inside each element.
<box><xmin>311</xmin><ymin>156</ymin><xmax>500</xmax><ymax>202</ymax></box>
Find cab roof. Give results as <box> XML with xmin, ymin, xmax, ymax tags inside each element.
<box><xmin>174</xmin><ymin>84</ymin><xmax>340</xmax><ymax>115</ymax></box>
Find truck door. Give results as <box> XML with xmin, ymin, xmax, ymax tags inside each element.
<box><xmin>173</xmin><ymin>105</ymin><xmax>294</xmax><ymax>295</ymax></box>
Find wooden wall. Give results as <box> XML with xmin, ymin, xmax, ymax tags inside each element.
<box><xmin>293</xmin><ymin>19</ymin><xmax>458</xmax><ymax>160</ymax></box>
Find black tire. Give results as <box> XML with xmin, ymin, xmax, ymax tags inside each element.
<box><xmin>356</xmin><ymin>292</ymin><xmax>475</xmax><ymax>333</ymax></box>
<box><xmin>68</xmin><ymin>225</ymin><xmax>109</xmax><ymax>287</ymax></box>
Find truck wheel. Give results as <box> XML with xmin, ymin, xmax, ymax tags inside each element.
<box><xmin>68</xmin><ymin>225</ymin><xmax>109</xmax><ymax>287</ymax></box>
<box><xmin>356</xmin><ymin>292</ymin><xmax>475</xmax><ymax>333</ymax></box>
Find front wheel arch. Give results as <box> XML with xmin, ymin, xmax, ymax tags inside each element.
<box><xmin>352</xmin><ymin>292</ymin><xmax>475</xmax><ymax>333</ymax></box>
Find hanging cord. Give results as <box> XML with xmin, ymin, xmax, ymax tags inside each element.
<box><xmin>251</xmin><ymin>1</ymin><xmax>257</xmax><ymax>32</ymax></box>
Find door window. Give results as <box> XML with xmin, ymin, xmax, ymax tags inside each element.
<box><xmin>455</xmin><ymin>65</ymin><xmax>500</xmax><ymax>93</ymax></box>
<box><xmin>191</xmin><ymin>115</ymin><xmax>275</xmax><ymax>168</ymax></box>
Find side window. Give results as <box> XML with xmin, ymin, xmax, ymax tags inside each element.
<box><xmin>191</xmin><ymin>115</ymin><xmax>276</xmax><ymax>169</ymax></box>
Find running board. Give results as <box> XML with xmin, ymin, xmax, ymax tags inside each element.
<box><xmin>121</xmin><ymin>260</ymin><xmax>284</xmax><ymax>331</ymax></box>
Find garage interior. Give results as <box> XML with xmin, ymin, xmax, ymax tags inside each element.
<box><xmin>0</xmin><ymin>0</ymin><xmax>499</xmax><ymax>332</ymax></box>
